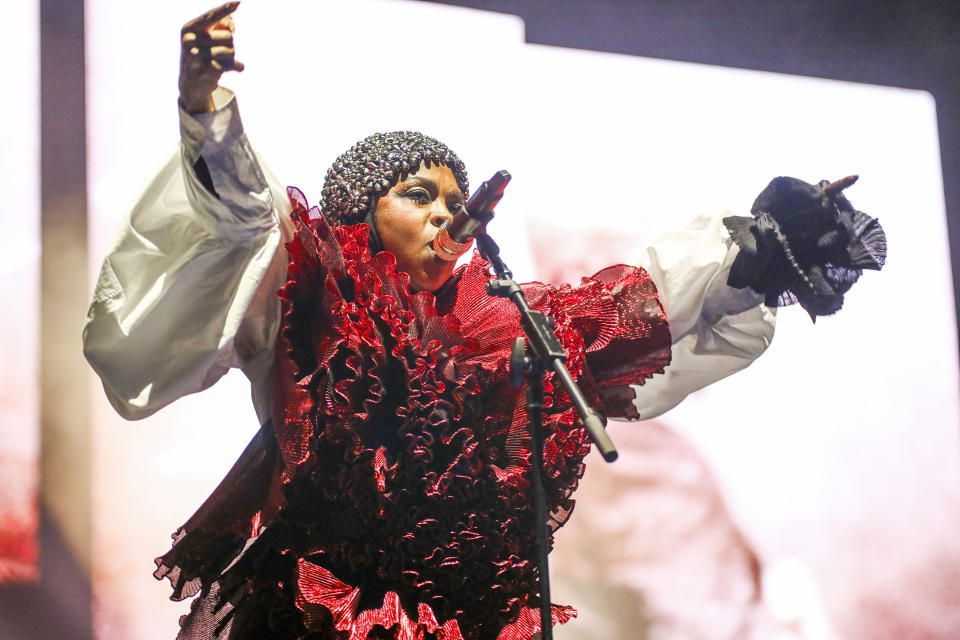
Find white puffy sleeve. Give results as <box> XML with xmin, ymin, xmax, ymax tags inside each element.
<box><xmin>83</xmin><ymin>88</ymin><xmax>292</xmax><ymax>421</ymax></box>
<box><xmin>630</xmin><ymin>211</ymin><xmax>777</xmax><ymax>420</ymax></box>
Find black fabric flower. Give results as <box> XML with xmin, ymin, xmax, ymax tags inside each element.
<box><xmin>724</xmin><ymin>176</ymin><xmax>886</xmax><ymax>320</ymax></box>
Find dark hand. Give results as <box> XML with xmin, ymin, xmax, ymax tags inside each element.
<box><xmin>179</xmin><ymin>2</ymin><xmax>244</xmax><ymax>114</ymax></box>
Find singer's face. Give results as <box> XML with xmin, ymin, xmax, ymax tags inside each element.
<box><xmin>375</xmin><ymin>162</ymin><xmax>466</xmax><ymax>292</ymax></box>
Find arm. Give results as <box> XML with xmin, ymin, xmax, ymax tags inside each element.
<box><xmin>83</xmin><ymin>3</ymin><xmax>292</xmax><ymax>420</ymax></box>
<box><xmin>83</xmin><ymin>89</ymin><xmax>291</xmax><ymax>421</ymax></box>
<box><xmin>628</xmin><ymin>175</ymin><xmax>884</xmax><ymax>420</ymax></box>
<box><xmin>629</xmin><ymin>211</ymin><xmax>777</xmax><ymax>420</ymax></box>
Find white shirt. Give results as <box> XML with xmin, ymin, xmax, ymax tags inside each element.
<box><xmin>83</xmin><ymin>88</ymin><xmax>776</xmax><ymax>424</ymax></box>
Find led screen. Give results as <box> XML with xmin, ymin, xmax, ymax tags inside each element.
<box><xmin>86</xmin><ymin>1</ymin><xmax>958</xmax><ymax>638</ymax></box>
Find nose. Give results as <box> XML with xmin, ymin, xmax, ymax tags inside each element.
<box><xmin>429</xmin><ymin>202</ymin><xmax>454</xmax><ymax>228</ymax></box>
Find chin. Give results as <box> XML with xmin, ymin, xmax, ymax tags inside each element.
<box><xmin>412</xmin><ymin>271</ymin><xmax>451</xmax><ymax>294</ymax></box>
<box><xmin>418</xmin><ymin>267</ymin><xmax>454</xmax><ymax>293</ymax></box>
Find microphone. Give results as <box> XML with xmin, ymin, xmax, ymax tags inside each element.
<box><xmin>433</xmin><ymin>170</ymin><xmax>511</xmax><ymax>261</ymax></box>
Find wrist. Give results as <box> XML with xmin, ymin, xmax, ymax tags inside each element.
<box><xmin>180</xmin><ymin>93</ymin><xmax>215</xmax><ymax>115</ymax></box>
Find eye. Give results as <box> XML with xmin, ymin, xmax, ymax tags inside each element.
<box><xmin>402</xmin><ymin>188</ymin><xmax>432</xmax><ymax>204</ymax></box>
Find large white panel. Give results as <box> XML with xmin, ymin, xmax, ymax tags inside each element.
<box><xmin>0</xmin><ymin>0</ymin><xmax>40</xmax><ymax>584</ymax></box>
<box><xmin>515</xmin><ymin>43</ymin><xmax>958</xmax><ymax>640</ymax></box>
<box><xmin>87</xmin><ymin>1</ymin><xmax>958</xmax><ymax>638</ymax></box>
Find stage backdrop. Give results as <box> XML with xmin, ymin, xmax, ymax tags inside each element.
<box><xmin>0</xmin><ymin>0</ymin><xmax>40</xmax><ymax>584</ymax></box>
<box><xmin>86</xmin><ymin>1</ymin><xmax>959</xmax><ymax>639</ymax></box>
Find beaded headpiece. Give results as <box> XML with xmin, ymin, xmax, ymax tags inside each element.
<box><xmin>320</xmin><ymin>131</ymin><xmax>470</xmax><ymax>226</ymax></box>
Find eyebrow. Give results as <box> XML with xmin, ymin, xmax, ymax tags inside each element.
<box><xmin>404</xmin><ymin>176</ymin><xmax>435</xmax><ymax>190</ymax></box>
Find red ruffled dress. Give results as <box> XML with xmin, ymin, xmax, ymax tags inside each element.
<box><xmin>155</xmin><ymin>189</ymin><xmax>672</xmax><ymax>640</ymax></box>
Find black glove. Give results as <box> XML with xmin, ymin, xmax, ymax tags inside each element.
<box><xmin>724</xmin><ymin>176</ymin><xmax>886</xmax><ymax>320</ymax></box>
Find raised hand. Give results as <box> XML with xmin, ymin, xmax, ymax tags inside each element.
<box><xmin>179</xmin><ymin>2</ymin><xmax>244</xmax><ymax>114</ymax></box>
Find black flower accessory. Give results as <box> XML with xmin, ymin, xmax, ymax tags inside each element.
<box><xmin>724</xmin><ymin>175</ymin><xmax>886</xmax><ymax>320</ymax></box>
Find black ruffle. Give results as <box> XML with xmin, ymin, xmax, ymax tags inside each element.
<box><xmin>724</xmin><ymin>176</ymin><xmax>886</xmax><ymax>320</ymax></box>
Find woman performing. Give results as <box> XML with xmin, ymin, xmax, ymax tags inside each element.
<box><xmin>82</xmin><ymin>3</ymin><xmax>886</xmax><ymax>639</ymax></box>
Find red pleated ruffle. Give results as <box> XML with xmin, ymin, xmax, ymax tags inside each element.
<box><xmin>296</xmin><ymin>558</ymin><xmax>576</xmax><ymax>640</ymax></box>
<box><xmin>156</xmin><ymin>187</ymin><xmax>670</xmax><ymax>640</ymax></box>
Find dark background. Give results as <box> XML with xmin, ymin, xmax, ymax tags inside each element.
<box><xmin>6</xmin><ymin>1</ymin><xmax>957</xmax><ymax>638</ymax></box>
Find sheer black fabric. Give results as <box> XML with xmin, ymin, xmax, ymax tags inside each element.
<box><xmin>724</xmin><ymin>176</ymin><xmax>886</xmax><ymax>320</ymax></box>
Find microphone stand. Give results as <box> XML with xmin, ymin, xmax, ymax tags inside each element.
<box><xmin>474</xmin><ymin>232</ymin><xmax>619</xmax><ymax>640</ymax></box>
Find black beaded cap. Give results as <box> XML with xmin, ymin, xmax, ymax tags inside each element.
<box><xmin>320</xmin><ymin>131</ymin><xmax>470</xmax><ymax>225</ymax></box>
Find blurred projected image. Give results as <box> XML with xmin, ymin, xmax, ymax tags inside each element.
<box><xmin>0</xmin><ymin>0</ymin><xmax>39</xmax><ymax>584</ymax></box>
<box><xmin>83</xmin><ymin>1</ymin><xmax>957</xmax><ymax>639</ymax></box>
<box><xmin>0</xmin><ymin>288</ymin><xmax>39</xmax><ymax>585</ymax></box>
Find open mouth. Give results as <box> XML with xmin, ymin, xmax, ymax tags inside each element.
<box><xmin>428</xmin><ymin>239</ymin><xmax>445</xmax><ymax>262</ymax></box>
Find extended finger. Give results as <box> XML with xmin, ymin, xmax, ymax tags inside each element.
<box><xmin>182</xmin><ymin>2</ymin><xmax>239</xmax><ymax>32</ymax></box>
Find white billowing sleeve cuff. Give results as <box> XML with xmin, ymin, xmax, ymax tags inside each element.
<box><xmin>83</xmin><ymin>88</ymin><xmax>291</xmax><ymax>421</ymax></box>
<box><xmin>178</xmin><ymin>87</ymin><xmax>282</xmax><ymax>238</ymax></box>
<box><xmin>629</xmin><ymin>211</ymin><xmax>777</xmax><ymax>420</ymax></box>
